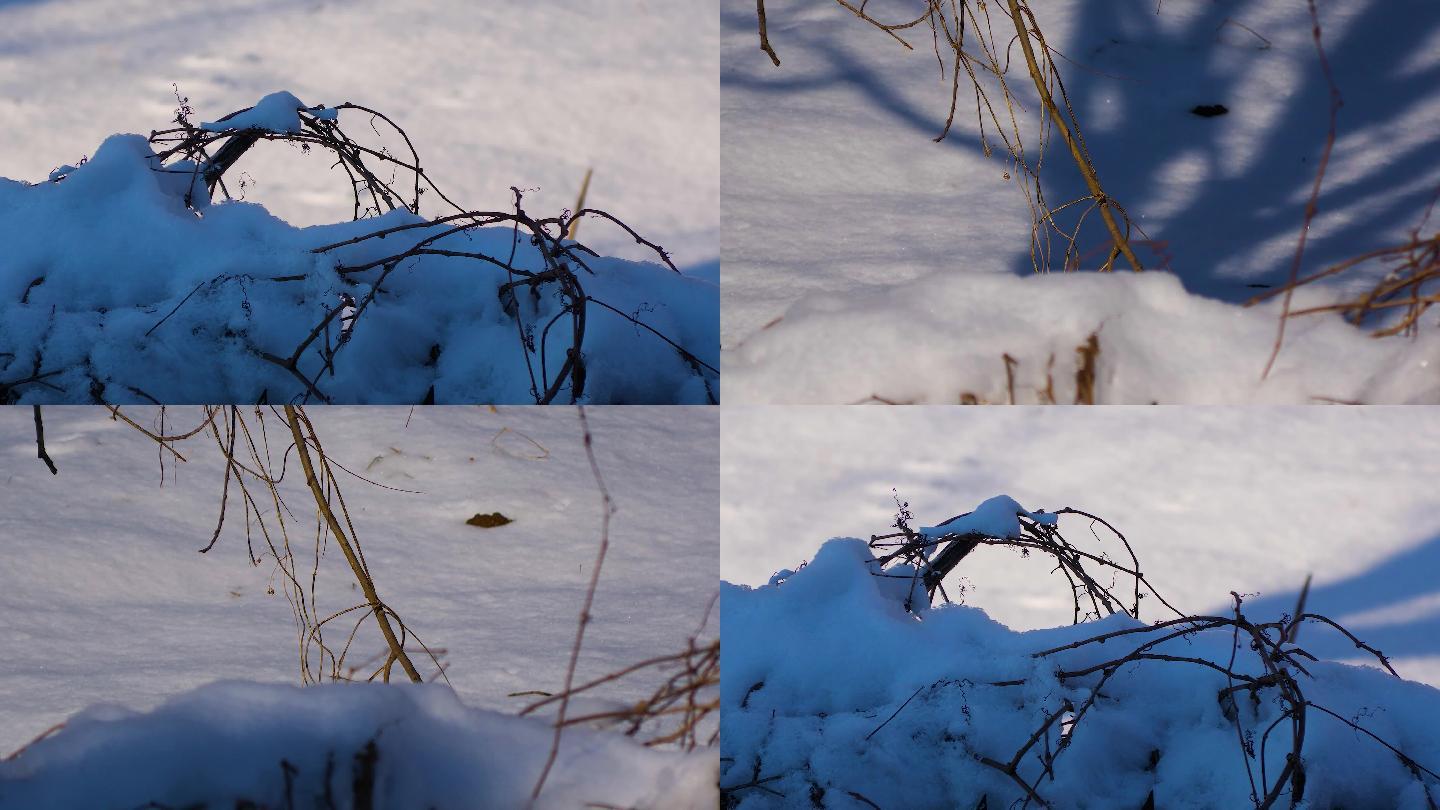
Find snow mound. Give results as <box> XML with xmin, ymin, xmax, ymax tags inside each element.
<box><xmin>0</xmin><ymin>681</ymin><xmax>716</xmax><ymax>810</ymax></box>
<box><xmin>0</xmin><ymin>115</ymin><xmax>717</xmax><ymax>404</ymax></box>
<box><xmin>723</xmin><ymin>266</ymin><xmax>1440</xmax><ymax>405</ymax></box>
<box><xmin>721</xmin><ymin>537</ymin><xmax>1440</xmax><ymax>808</ymax></box>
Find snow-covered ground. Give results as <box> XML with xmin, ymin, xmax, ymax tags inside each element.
<box><xmin>722</xmin><ymin>406</ymin><xmax>1440</xmax><ymax>688</ymax></box>
<box><xmin>0</xmin><ymin>405</ymin><xmax>718</xmax><ymax>807</ymax></box>
<box><xmin>721</xmin><ymin>0</ymin><xmax>1440</xmax><ymax>402</ymax></box>
<box><xmin>0</xmin><ymin>0</ymin><xmax>718</xmax><ymax>270</ymax></box>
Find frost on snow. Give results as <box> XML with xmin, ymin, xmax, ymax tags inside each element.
<box><xmin>722</xmin><ymin>509</ymin><xmax>1440</xmax><ymax>809</ymax></box>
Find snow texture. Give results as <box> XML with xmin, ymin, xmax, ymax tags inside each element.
<box><xmin>721</xmin><ymin>535</ymin><xmax>1440</xmax><ymax>809</ymax></box>
<box><xmin>0</xmin><ymin>133</ymin><xmax>717</xmax><ymax>403</ymax></box>
<box><xmin>721</xmin><ymin>0</ymin><xmax>1440</xmax><ymax>403</ymax></box>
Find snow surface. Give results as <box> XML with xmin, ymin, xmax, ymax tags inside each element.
<box><xmin>2</xmin><ymin>682</ymin><xmax>714</xmax><ymax>810</ymax></box>
<box><xmin>0</xmin><ymin>406</ymin><xmax>718</xmax><ymax>805</ymax></box>
<box><xmin>721</xmin><ymin>406</ymin><xmax>1440</xmax><ymax>687</ymax></box>
<box><xmin>0</xmin><ymin>0</ymin><xmax>717</xmax><ymax>270</ymax></box>
<box><xmin>721</xmin><ymin>0</ymin><xmax>1440</xmax><ymax>403</ymax></box>
<box><xmin>0</xmin><ymin>131</ymin><xmax>718</xmax><ymax>403</ymax></box>
<box><xmin>200</xmin><ymin>89</ymin><xmax>321</xmax><ymax>134</ymax></box>
<box><xmin>721</xmin><ymin>537</ymin><xmax>1440</xmax><ymax>809</ymax></box>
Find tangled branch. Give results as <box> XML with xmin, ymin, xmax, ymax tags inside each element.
<box><xmin>869</xmin><ymin>500</ymin><xmax>1180</xmax><ymax>623</ymax></box>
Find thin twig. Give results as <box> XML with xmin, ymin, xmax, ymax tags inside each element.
<box><xmin>531</xmin><ymin>406</ymin><xmax>617</xmax><ymax>804</ymax></box>
<box><xmin>32</xmin><ymin>406</ymin><xmax>58</xmax><ymax>475</ymax></box>
<box><xmin>1261</xmin><ymin>0</ymin><xmax>1342</xmax><ymax>379</ymax></box>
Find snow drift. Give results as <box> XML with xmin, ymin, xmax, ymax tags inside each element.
<box><xmin>723</xmin><ymin>270</ymin><xmax>1440</xmax><ymax>404</ymax></box>
<box><xmin>720</xmin><ymin>505</ymin><xmax>1440</xmax><ymax>809</ymax></box>
<box><xmin>0</xmin><ymin>681</ymin><xmax>717</xmax><ymax>809</ymax></box>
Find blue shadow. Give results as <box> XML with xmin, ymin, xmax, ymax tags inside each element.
<box><xmin>1226</xmin><ymin>531</ymin><xmax>1440</xmax><ymax>666</ymax></box>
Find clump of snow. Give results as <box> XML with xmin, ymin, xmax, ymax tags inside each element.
<box><xmin>0</xmin><ymin>132</ymin><xmax>717</xmax><ymax>403</ymax></box>
<box><xmin>0</xmin><ymin>681</ymin><xmax>716</xmax><ymax>809</ymax></box>
<box><xmin>920</xmin><ymin>494</ymin><xmax>1056</xmax><ymax>539</ymax></box>
<box><xmin>767</xmin><ymin>568</ymin><xmax>797</xmax><ymax>586</ymax></box>
<box><xmin>722</xmin><ymin>536</ymin><xmax>1440</xmax><ymax>808</ymax></box>
<box><xmin>200</xmin><ymin>90</ymin><xmax>330</xmax><ymax>134</ymax></box>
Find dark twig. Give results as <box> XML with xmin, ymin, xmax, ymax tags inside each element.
<box><xmin>32</xmin><ymin>406</ymin><xmax>58</xmax><ymax>475</ymax></box>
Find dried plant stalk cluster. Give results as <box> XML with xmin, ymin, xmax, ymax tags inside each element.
<box><xmin>755</xmin><ymin>0</ymin><xmax>1146</xmax><ymax>274</ymax></box>
<box><xmin>106</xmin><ymin>404</ymin><xmax>442</xmax><ymax>684</ymax></box>
<box><xmin>41</xmin><ymin>406</ymin><xmax>719</xmax><ymax>804</ymax></box>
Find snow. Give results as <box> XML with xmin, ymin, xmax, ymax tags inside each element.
<box><xmin>0</xmin><ymin>405</ymin><xmax>718</xmax><ymax>806</ymax></box>
<box><xmin>0</xmin><ymin>130</ymin><xmax>718</xmax><ymax>404</ymax></box>
<box><xmin>920</xmin><ymin>494</ymin><xmax>1057</xmax><ymax>539</ymax></box>
<box><xmin>721</xmin><ymin>0</ymin><xmax>1440</xmax><ymax>403</ymax></box>
<box><xmin>724</xmin><ymin>269</ymin><xmax>1440</xmax><ymax>404</ymax></box>
<box><xmin>721</xmin><ymin>535</ymin><xmax>1440</xmax><ymax>808</ymax></box>
<box><xmin>721</xmin><ymin>406</ymin><xmax>1440</xmax><ymax>688</ymax></box>
<box><xmin>2</xmin><ymin>682</ymin><xmax>714</xmax><ymax>810</ymax></box>
<box><xmin>200</xmin><ymin>90</ymin><xmax>319</xmax><ymax>134</ymax></box>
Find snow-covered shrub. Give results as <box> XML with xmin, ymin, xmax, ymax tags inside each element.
<box><xmin>0</xmin><ymin>92</ymin><xmax>717</xmax><ymax>404</ymax></box>
<box><xmin>721</xmin><ymin>496</ymin><xmax>1440</xmax><ymax>809</ymax></box>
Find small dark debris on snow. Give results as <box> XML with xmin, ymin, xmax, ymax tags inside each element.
<box><xmin>1191</xmin><ymin>104</ymin><xmax>1229</xmax><ymax>118</ymax></box>
<box><xmin>466</xmin><ymin>512</ymin><xmax>514</xmax><ymax>528</ymax></box>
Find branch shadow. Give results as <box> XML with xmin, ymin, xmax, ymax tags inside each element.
<box><xmin>1024</xmin><ymin>0</ymin><xmax>1440</xmax><ymax>302</ymax></box>
<box><xmin>720</xmin><ymin>2</ymin><xmax>985</xmax><ymax>157</ymax></box>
